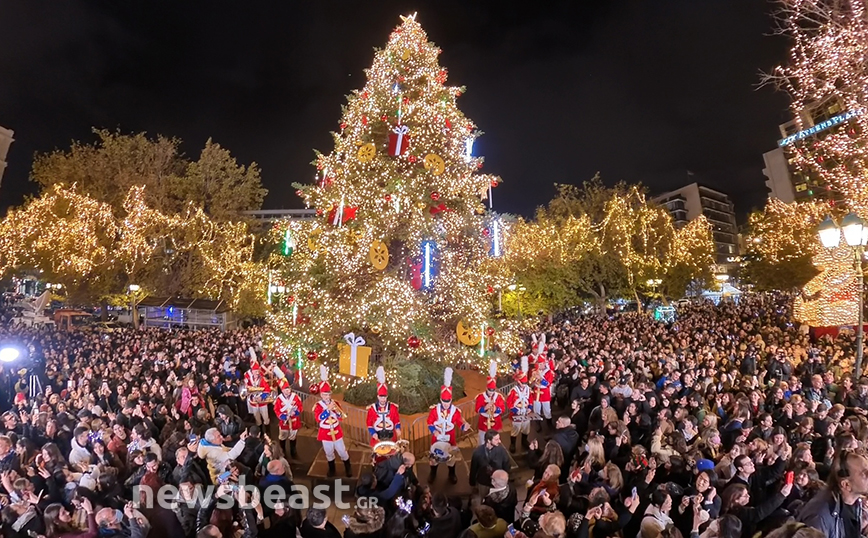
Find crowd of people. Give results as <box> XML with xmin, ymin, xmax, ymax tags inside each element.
<box><xmin>0</xmin><ymin>294</ymin><xmax>865</xmax><ymax>538</ymax></box>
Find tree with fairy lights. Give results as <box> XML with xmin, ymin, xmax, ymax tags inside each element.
<box><xmin>266</xmin><ymin>15</ymin><xmax>517</xmax><ymax>401</ymax></box>
<box><xmin>763</xmin><ymin>0</ymin><xmax>868</xmax><ymax>326</ymax></box>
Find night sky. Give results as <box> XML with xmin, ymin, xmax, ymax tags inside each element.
<box><xmin>0</xmin><ymin>1</ymin><xmax>791</xmax><ymax>222</ymax></box>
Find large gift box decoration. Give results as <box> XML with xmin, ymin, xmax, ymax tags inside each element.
<box><xmin>338</xmin><ymin>332</ymin><xmax>372</xmax><ymax>377</ymax></box>
<box><xmin>388</xmin><ymin>125</ymin><xmax>410</xmax><ymax>156</ymax></box>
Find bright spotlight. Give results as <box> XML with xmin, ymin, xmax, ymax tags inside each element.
<box><xmin>0</xmin><ymin>348</ymin><xmax>20</xmax><ymax>363</ymax></box>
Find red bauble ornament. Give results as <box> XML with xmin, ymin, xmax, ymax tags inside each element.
<box><xmin>381</xmin><ymin>115</ymin><xmax>388</xmax><ymax>122</ymax></box>
<box><xmin>485</xmin><ymin>327</ymin><xmax>496</xmax><ymax>336</ymax></box>
<box><xmin>295</xmin><ymin>189</ymin><xmax>304</xmax><ymax>197</ymax></box>
<box><xmin>483</xmin><ymin>228</ymin><xmax>491</xmax><ymax>236</ymax></box>
<box><xmin>306</xmin><ymin>351</ymin><xmax>318</xmax><ymax>361</ymax></box>
<box><xmin>361</xmin><ymin>91</ymin><xmax>368</xmax><ymax>99</ymax></box>
<box><xmin>287</xmin><ymin>295</ymin><xmax>295</xmax><ymax>304</ymax></box>
<box><xmin>430</xmin><ymin>191</ymin><xmax>441</xmax><ymax>201</ymax></box>
<box><xmin>486</xmin><ymin>285</ymin><xmax>494</xmax><ymax>294</ymax></box>
<box><xmin>385</xmin><ymin>194</ymin><xmax>392</xmax><ymax>202</ymax></box>
<box><xmin>436</xmin><ymin>70</ymin><xmax>447</xmax><ymax>84</ymax></box>
<box><xmin>315</xmin><ymin>208</ymin><xmax>324</xmax><ymax>216</ymax></box>
<box><xmin>477</xmin><ymin>162</ymin><xmax>484</xmax><ymax>169</ymax></box>
<box><xmin>340</xmin><ymin>122</ymin><xmax>347</xmax><ymax>129</ymax></box>
<box><xmin>362</xmin><ymin>115</ymin><xmax>368</xmax><ymax>126</ymax></box>
<box><xmin>402</xmin><ymin>97</ymin><xmax>410</xmax><ymax>105</ymax></box>
<box><xmin>490</xmin><ymin>180</ymin><xmax>498</xmax><ymax>187</ymax></box>
<box><xmin>407</xmin><ymin>335</ymin><xmax>421</xmax><ymax>348</ymax></box>
<box><xmin>408</xmin><ymin>155</ymin><xmax>417</xmax><ymax>163</ymax></box>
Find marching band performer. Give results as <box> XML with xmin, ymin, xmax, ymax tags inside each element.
<box><xmin>273</xmin><ymin>371</ymin><xmax>302</xmax><ymax>459</ymax></box>
<box><xmin>426</xmin><ymin>367</ymin><xmax>469</xmax><ymax>484</ymax></box>
<box><xmin>312</xmin><ymin>366</ymin><xmax>352</xmax><ymax>477</ymax></box>
<box><xmin>475</xmin><ymin>361</ymin><xmax>505</xmax><ymax>447</ymax></box>
<box><xmin>531</xmin><ymin>354</ymin><xmax>554</xmax><ymax>431</ymax></box>
<box><xmin>243</xmin><ymin>348</ymin><xmax>271</xmax><ymax>426</ymax></box>
<box><xmin>506</xmin><ymin>356</ymin><xmax>532</xmax><ymax>453</ymax></box>
<box><xmin>366</xmin><ymin>366</ymin><xmax>401</xmax><ymax>447</ymax></box>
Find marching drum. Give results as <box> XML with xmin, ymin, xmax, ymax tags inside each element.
<box><xmin>371</xmin><ymin>439</ymin><xmax>409</xmax><ymax>464</ymax></box>
<box><xmin>429</xmin><ymin>441</ymin><xmax>456</xmax><ymax>465</ymax></box>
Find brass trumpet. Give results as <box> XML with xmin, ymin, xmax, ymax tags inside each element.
<box><xmin>328</xmin><ymin>400</ymin><xmax>348</xmax><ymax>419</ymax></box>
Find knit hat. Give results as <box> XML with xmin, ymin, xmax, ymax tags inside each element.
<box><xmin>376</xmin><ymin>366</ymin><xmax>388</xmax><ymax>397</ymax></box>
<box><xmin>695</xmin><ymin>459</ymin><xmax>714</xmax><ymax>472</ymax></box>
<box><xmin>440</xmin><ymin>367</ymin><xmax>453</xmax><ymax>401</ymax></box>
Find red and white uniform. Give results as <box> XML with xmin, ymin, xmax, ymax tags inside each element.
<box><xmin>531</xmin><ymin>357</ymin><xmax>554</xmax><ymax>419</ymax></box>
<box><xmin>314</xmin><ymin>398</ymin><xmax>345</xmax><ymax>442</ymax></box>
<box><xmin>427</xmin><ymin>403</ymin><xmax>464</xmax><ymax>446</ymax></box>
<box><xmin>507</xmin><ymin>382</ymin><xmax>532</xmax><ymax>436</ymax></box>
<box><xmin>366</xmin><ymin>402</ymin><xmax>401</xmax><ymax>447</ymax></box>
<box><xmin>313</xmin><ymin>367</ymin><xmax>349</xmax><ymax>464</ymax></box>
<box><xmin>244</xmin><ymin>364</ymin><xmax>271</xmax><ymax>426</ymax></box>
<box><xmin>274</xmin><ymin>387</ymin><xmax>302</xmax><ymax>440</ymax></box>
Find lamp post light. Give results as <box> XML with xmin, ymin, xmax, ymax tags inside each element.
<box><xmin>128</xmin><ymin>284</ymin><xmax>141</xmax><ymax>330</ymax></box>
<box><xmin>818</xmin><ymin>213</ymin><xmax>868</xmax><ymax>379</ymax></box>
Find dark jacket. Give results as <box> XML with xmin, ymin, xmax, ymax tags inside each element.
<box><xmin>469</xmin><ymin>445</ymin><xmax>511</xmax><ymax>487</ymax></box>
<box><xmin>483</xmin><ymin>485</ymin><xmax>518</xmax><ymax>524</ymax></box>
<box><xmin>356</xmin><ymin>473</ymin><xmax>404</xmax><ymax>506</ymax></box>
<box><xmin>427</xmin><ymin>506</ymin><xmax>462</xmax><ymax>538</ymax></box>
<box><xmin>300</xmin><ymin>520</ymin><xmax>342</xmax><ymax>538</ymax></box>
<box><xmin>215</xmin><ymin>415</ymin><xmax>244</xmax><ymax>443</ymax></box>
<box><xmin>727</xmin><ymin>491</ymin><xmax>786</xmax><ymax>538</ymax></box>
<box><xmin>797</xmin><ymin>487</ymin><xmax>863</xmax><ymax>538</ymax></box>
<box><xmin>552</xmin><ymin>426</ymin><xmax>580</xmax><ymax>463</ymax></box>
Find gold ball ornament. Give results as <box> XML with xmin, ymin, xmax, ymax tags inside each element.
<box><xmin>475</xmin><ymin>206</ymin><xmax>486</xmax><ymax>215</ymax></box>
<box><xmin>307</xmin><ymin>229</ymin><xmax>323</xmax><ymax>252</ymax></box>
<box><xmin>416</xmin><ymin>201</ymin><xmax>427</xmax><ymax>209</ymax></box>
<box><xmin>357</xmin><ymin>143</ymin><xmax>377</xmax><ymax>163</ymax></box>
<box><xmin>423</xmin><ymin>153</ymin><xmax>445</xmax><ymax>175</ymax></box>
<box><xmin>401</xmin><ymin>48</ymin><xmax>411</xmax><ymax>60</ymax></box>
<box><xmin>371</xmin><ymin>325</ymin><xmax>382</xmax><ymax>334</ymax></box>
<box><xmin>369</xmin><ymin>240</ymin><xmax>390</xmax><ymax>271</ymax></box>
<box><xmin>456</xmin><ymin>320</ymin><xmax>483</xmax><ymax>346</ymax></box>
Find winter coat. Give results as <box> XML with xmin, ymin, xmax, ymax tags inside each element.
<box><xmin>797</xmin><ymin>487</ymin><xmax>863</xmax><ymax>538</ymax></box>
<box><xmin>343</xmin><ymin>507</ymin><xmax>385</xmax><ymax>538</ymax></box>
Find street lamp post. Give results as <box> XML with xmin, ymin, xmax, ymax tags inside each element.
<box><xmin>818</xmin><ymin>213</ymin><xmax>868</xmax><ymax>379</ymax></box>
<box><xmin>128</xmin><ymin>284</ymin><xmax>141</xmax><ymax>330</ymax></box>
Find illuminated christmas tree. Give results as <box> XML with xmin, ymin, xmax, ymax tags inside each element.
<box><xmin>766</xmin><ymin>0</ymin><xmax>868</xmax><ymax>326</ymax></box>
<box><xmin>266</xmin><ymin>15</ymin><xmax>516</xmax><ymax>392</ymax></box>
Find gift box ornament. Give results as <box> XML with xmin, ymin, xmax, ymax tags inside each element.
<box><xmin>388</xmin><ymin>125</ymin><xmax>410</xmax><ymax>156</ymax></box>
<box><xmin>338</xmin><ymin>332</ymin><xmax>372</xmax><ymax>377</ymax></box>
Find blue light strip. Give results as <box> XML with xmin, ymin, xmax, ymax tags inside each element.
<box><xmin>424</xmin><ymin>242</ymin><xmax>432</xmax><ymax>289</ymax></box>
<box><xmin>778</xmin><ymin>109</ymin><xmax>864</xmax><ymax>147</ymax></box>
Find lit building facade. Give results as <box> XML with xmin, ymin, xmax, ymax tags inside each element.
<box><xmin>764</xmin><ymin>97</ymin><xmax>859</xmax><ymax>203</ymax></box>
<box><xmin>653</xmin><ymin>182</ymin><xmax>739</xmax><ymax>267</ymax></box>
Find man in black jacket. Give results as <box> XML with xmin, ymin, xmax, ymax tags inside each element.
<box><xmin>483</xmin><ymin>469</ymin><xmax>518</xmax><ymax>524</ymax></box>
<box><xmin>552</xmin><ymin>416</ymin><xmax>580</xmax><ymax>466</ymax></box>
<box><xmin>469</xmin><ymin>430</ymin><xmax>510</xmax><ymax>496</ymax></box>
